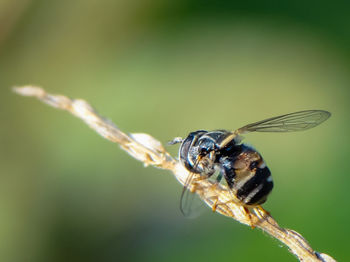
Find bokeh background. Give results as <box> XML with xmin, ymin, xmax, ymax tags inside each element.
<box><xmin>1</xmin><ymin>1</ymin><xmax>349</xmax><ymax>261</ymax></box>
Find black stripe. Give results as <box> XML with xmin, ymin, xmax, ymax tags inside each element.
<box><xmin>236</xmin><ymin>167</ymin><xmax>273</xmax><ymax>205</ymax></box>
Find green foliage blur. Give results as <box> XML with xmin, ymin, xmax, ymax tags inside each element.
<box><xmin>1</xmin><ymin>1</ymin><xmax>349</xmax><ymax>261</ymax></box>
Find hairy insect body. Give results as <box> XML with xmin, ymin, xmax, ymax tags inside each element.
<box><xmin>179</xmin><ymin>130</ymin><xmax>273</xmax><ymax>206</ymax></box>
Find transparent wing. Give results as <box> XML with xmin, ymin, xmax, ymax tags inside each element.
<box><xmin>236</xmin><ymin>110</ymin><xmax>331</xmax><ymax>134</ymax></box>
<box><xmin>179</xmin><ymin>172</ymin><xmax>207</xmax><ymax>218</ymax></box>
<box><xmin>179</xmin><ymin>172</ymin><xmax>195</xmax><ymax>217</ymax></box>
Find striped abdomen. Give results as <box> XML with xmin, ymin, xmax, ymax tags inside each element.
<box><xmin>219</xmin><ymin>144</ymin><xmax>273</xmax><ymax>205</ymax></box>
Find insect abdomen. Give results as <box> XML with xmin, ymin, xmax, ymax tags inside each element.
<box><xmin>220</xmin><ymin>144</ymin><xmax>273</xmax><ymax>206</ymax></box>
<box><xmin>236</xmin><ymin>166</ymin><xmax>273</xmax><ymax>205</ymax></box>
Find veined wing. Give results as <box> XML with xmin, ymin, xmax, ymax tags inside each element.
<box><xmin>236</xmin><ymin>110</ymin><xmax>331</xmax><ymax>134</ymax></box>
<box><xmin>180</xmin><ymin>172</ymin><xmax>207</xmax><ymax>218</ymax></box>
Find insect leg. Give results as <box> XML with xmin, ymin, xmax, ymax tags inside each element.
<box><xmin>242</xmin><ymin>206</ymin><xmax>256</xmax><ymax>229</ymax></box>
<box><xmin>203</xmin><ymin>195</ymin><xmax>219</xmax><ymax>212</ymax></box>
<box><xmin>253</xmin><ymin>205</ymin><xmax>271</xmax><ymax>221</ymax></box>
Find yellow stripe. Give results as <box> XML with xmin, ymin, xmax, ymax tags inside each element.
<box><xmin>218</xmin><ymin>132</ymin><xmax>236</xmax><ymax>148</ymax></box>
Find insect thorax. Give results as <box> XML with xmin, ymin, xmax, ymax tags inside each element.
<box><xmin>179</xmin><ymin>130</ymin><xmax>235</xmax><ymax>174</ymax></box>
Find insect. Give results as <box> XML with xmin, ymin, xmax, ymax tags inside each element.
<box><xmin>170</xmin><ymin>110</ymin><xmax>331</xmax><ymax>216</ymax></box>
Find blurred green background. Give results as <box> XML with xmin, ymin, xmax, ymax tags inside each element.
<box><xmin>1</xmin><ymin>0</ymin><xmax>349</xmax><ymax>261</ymax></box>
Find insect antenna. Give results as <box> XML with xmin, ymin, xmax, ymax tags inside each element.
<box><xmin>168</xmin><ymin>137</ymin><xmax>184</xmax><ymax>145</ymax></box>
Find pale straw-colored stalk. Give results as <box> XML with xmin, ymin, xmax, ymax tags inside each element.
<box><xmin>13</xmin><ymin>86</ymin><xmax>336</xmax><ymax>262</ymax></box>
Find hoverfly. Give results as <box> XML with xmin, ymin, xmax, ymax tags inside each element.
<box><xmin>170</xmin><ymin>110</ymin><xmax>331</xmax><ymax>216</ymax></box>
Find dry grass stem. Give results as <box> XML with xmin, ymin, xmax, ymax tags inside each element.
<box><xmin>14</xmin><ymin>85</ymin><xmax>336</xmax><ymax>262</ymax></box>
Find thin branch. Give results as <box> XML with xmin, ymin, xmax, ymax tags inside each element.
<box><xmin>14</xmin><ymin>85</ymin><xmax>336</xmax><ymax>262</ymax></box>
